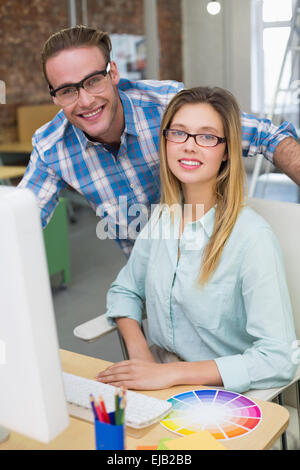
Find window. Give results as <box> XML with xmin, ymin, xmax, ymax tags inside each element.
<box><xmin>251</xmin><ymin>0</ymin><xmax>294</xmax><ymax>120</ymax></box>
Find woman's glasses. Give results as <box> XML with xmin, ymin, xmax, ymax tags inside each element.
<box><xmin>163</xmin><ymin>129</ymin><xmax>226</xmax><ymax>147</ymax></box>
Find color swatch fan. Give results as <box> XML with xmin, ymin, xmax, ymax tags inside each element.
<box><xmin>160</xmin><ymin>389</ymin><xmax>262</xmax><ymax>440</ymax></box>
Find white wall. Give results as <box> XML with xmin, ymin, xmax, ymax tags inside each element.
<box><xmin>182</xmin><ymin>0</ymin><xmax>252</xmax><ymax>112</ymax></box>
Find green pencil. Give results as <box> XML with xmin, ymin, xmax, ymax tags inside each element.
<box><xmin>115</xmin><ymin>389</ymin><xmax>121</xmax><ymax>425</ymax></box>
<box><xmin>118</xmin><ymin>394</ymin><xmax>126</xmax><ymax>425</ymax></box>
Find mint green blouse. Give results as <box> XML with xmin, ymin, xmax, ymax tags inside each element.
<box><xmin>106</xmin><ymin>204</ymin><xmax>297</xmax><ymax>393</ymax></box>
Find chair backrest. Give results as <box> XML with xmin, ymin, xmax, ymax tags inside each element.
<box><xmin>248</xmin><ymin>197</ymin><xmax>300</xmax><ymax>337</ymax></box>
<box><xmin>17</xmin><ymin>104</ymin><xmax>60</xmax><ymax>143</ymax></box>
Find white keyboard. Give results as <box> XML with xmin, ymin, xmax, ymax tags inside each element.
<box><xmin>62</xmin><ymin>372</ymin><xmax>172</xmax><ymax>429</ymax></box>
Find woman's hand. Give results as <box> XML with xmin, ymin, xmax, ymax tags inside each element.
<box><xmin>96</xmin><ymin>359</ymin><xmax>178</xmax><ymax>390</ymax></box>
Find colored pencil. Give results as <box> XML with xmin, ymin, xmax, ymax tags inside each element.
<box><xmin>119</xmin><ymin>392</ymin><xmax>127</xmax><ymax>425</ymax></box>
<box><xmin>99</xmin><ymin>395</ymin><xmax>110</xmax><ymax>424</ymax></box>
<box><xmin>114</xmin><ymin>389</ymin><xmax>120</xmax><ymax>425</ymax></box>
<box><xmin>95</xmin><ymin>403</ymin><xmax>104</xmax><ymax>422</ymax></box>
<box><xmin>121</xmin><ymin>389</ymin><xmax>127</xmax><ymax>424</ymax></box>
<box><xmin>93</xmin><ymin>396</ymin><xmax>105</xmax><ymax>422</ymax></box>
<box><xmin>89</xmin><ymin>394</ymin><xmax>98</xmax><ymax>421</ymax></box>
<box><xmin>115</xmin><ymin>388</ymin><xmax>126</xmax><ymax>425</ymax></box>
<box><xmin>115</xmin><ymin>388</ymin><xmax>120</xmax><ymax>414</ymax></box>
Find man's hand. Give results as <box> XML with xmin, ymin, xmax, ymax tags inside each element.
<box><xmin>95</xmin><ymin>359</ymin><xmax>177</xmax><ymax>390</ymax></box>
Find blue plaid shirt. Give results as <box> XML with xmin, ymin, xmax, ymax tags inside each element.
<box><xmin>19</xmin><ymin>78</ymin><xmax>297</xmax><ymax>255</ymax></box>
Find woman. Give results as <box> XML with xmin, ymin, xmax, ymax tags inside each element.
<box><xmin>96</xmin><ymin>87</ymin><xmax>297</xmax><ymax>393</ymax></box>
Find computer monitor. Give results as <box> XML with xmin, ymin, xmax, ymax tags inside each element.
<box><xmin>0</xmin><ymin>186</ymin><xmax>69</xmax><ymax>444</ymax></box>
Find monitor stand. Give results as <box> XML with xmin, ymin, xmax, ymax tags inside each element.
<box><xmin>0</xmin><ymin>426</ymin><xmax>10</xmax><ymax>443</ymax></box>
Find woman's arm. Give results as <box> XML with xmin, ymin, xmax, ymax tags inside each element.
<box><xmin>115</xmin><ymin>317</ymin><xmax>156</xmax><ymax>362</ymax></box>
<box><xmin>172</xmin><ymin>360</ymin><xmax>223</xmax><ymax>387</ymax></box>
<box><xmin>215</xmin><ymin>226</ymin><xmax>298</xmax><ymax>393</ymax></box>
<box><xmin>96</xmin><ymin>358</ymin><xmax>223</xmax><ymax>390</ymax></box>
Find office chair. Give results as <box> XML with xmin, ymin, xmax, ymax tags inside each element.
<box><xmin>73</xmin><ymin>197</ymin><xmax>300</xmax><ymax>449</ymax></box>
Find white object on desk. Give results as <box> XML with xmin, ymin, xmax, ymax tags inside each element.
<box><xmin>63</xmin><ymin>372</ymin><xmax>172</xmax><ymax>429</ymax></box>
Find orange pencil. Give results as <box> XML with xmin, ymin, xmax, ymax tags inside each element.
<box><xmin>99</xmin><ymin>395</ymin><xmax>110</xmax><ymax>424</ymax></box>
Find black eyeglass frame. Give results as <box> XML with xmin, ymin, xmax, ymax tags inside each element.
<box><xmin>163</xmin><ymin>129</ymin><xmax>226</xmax><ymax>147</ymax></box>
<box><xmin>49</xmin><ymin>62</ymin><xmax>111</xmax><ymax>97</ymax></box>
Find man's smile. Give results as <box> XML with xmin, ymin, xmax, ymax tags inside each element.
<box><xmin>78</xmin><ymin>105</ymin><xmax>105</xmax><ymax>120</ymax></box>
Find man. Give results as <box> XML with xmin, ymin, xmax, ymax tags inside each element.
<box><xmin>19</xmin><ymin>25</ymin><xmax>300</xmax><ymax>256</ymax></box>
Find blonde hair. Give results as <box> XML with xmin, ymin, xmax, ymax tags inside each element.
<box><xmin>159</xmin><ymin>87</ymin><xmax>246</xmax><ymax>285</ymax></box>
<box><xmin>41</xmin><ymin>25</ymin><xmax>112</xmax><ymax>85</ymax></box>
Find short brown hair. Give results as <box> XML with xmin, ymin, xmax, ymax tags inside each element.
<box><xmin>42</xmin><ymin>25</ymin><xmax>112</xmax><ymax>85</ymax></box>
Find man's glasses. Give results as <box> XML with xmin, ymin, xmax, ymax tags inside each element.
<box><xmin>49</xmin><ymin>63</ymin><xmax>111</xmax><ymax>106</ymax></box>
<box><xmin>163</xmin><ymin>129</ymin><xmax>226</xmax><ymax>147</ymax></box>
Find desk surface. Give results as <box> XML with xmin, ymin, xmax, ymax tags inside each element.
<box><xmin>1</xmin><ymin>350</ymin><xmax>289</xmax><ymax>450</ymax></box>
<box><xmin>0</xmin><ymin>142</ymin><xmax>33</xmax><ymax>154</ymax></box>
<box><xmin>0</xmin><ymin>166</ymin><xmax>27</xmax><ymax>179</ymax></box>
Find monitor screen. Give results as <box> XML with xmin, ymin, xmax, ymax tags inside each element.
<box><xmin>0</xmin><ymin>187</ymin><xmax>69</xmax><ymax>443</ymax></box>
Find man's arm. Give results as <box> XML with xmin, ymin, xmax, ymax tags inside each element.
<box><xmin>241</xmin><ymin>112</ymin><xmax>300</xmax><ymax>184</ymax></box>
<box><xmin>18</xmin><ymin>147</ymin><xmax>66</xmax><ymax>228</ymax></box>
<box><xmin>273</xmin><ymin>137</ymin><xmax>300</xmax><ymax>186</ymax></box>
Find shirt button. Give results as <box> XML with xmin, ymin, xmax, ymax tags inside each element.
<box><xmin>130</xmin><ymin>183</ymin><xmax>134</xmax><ymax>188</ymax></box>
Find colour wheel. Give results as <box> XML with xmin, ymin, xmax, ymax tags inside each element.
<box><xmin>160</xmin><ymin>389</ymin><xmax>262</xmax><ymax>440</ymax></box>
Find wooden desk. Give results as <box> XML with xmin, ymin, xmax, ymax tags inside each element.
<box><xmin>0</xmin><ymin>142</ymin><xmax>33</xmax><ymax>154</ymax></box>
<box><xmin>0</xmin><ymin>166</ymin><xmax>27</xmax><ymax>179</ymax></box>
<box><xmin>0</xmin><ymin>350</ymin><xmax>289</xmax><ymax>451</ymax></box>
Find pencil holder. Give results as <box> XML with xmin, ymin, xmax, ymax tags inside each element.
<box><xmin>94</xmin><ymin>412</ymin><xmax>125</xmax><ymax>450</ymax></box>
